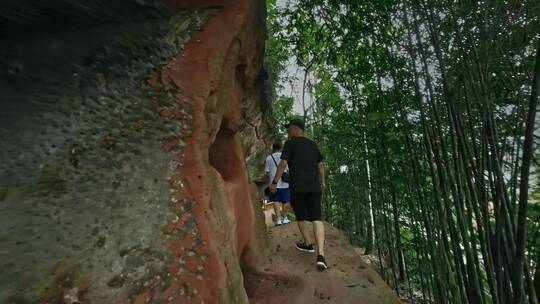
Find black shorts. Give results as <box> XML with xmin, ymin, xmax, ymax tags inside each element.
<box><xmin>290</xmin><ymin>192</ymin><xmax>322</xmax><ymax>221</ymax></box>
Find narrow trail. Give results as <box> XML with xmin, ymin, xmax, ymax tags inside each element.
<box><xmin>248</xmin><ymin>220</ymin><xmax>401</xmax><ymax>304</ymax></box>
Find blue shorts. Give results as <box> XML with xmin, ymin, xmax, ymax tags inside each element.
<box><xmin>269</xmin><ymin>188</ymin><xmax>290</xmax><ymax>203</ymax></box>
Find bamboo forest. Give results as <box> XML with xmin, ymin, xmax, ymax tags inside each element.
<box><xmin>266</xmin><ymin>0</ymin><xmax>540</xmax><ymax>303</ymax></box>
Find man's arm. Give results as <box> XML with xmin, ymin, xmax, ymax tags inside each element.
<box><xmin>273</xmin><ymin>159</ymin><xmax>288</xmax><ymax>184</ymax></box>
<box><xmin>270</xmin><ymin>159</ymin><xmax>288</xmax><ymax>192</ymax></box>
<box><xmin>267</xmin><ymin>171</ymin><xmax>273</xmax><ymax>184</ymax></box>
<box><xmin>271</xmin><ymin>140</ymin><xmax>290</xmax><ymax>191</ymax></box>
<box><xmin>264</xmin><ymin>158</ymin><xmax>272</xmax><ymax>183</ymax></box>
<box><xmin>318</xmin><ymin>161</ymin><xmax>325</xmax><ymax>191</ymax></box>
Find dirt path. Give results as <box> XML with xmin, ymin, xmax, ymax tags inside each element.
<box><xmin>247</xmin><ymin>221</ymin><xmax>401</xmax><ymax>304</ymax></box>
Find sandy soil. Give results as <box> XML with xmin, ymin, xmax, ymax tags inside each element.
<box><xmin>247</xmin><ymin>217</ymin><xmax>401</xmax><ymax>304</ymax></box>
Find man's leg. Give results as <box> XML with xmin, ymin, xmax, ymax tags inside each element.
<box><xmin>313</xmin><ymin>221</ymin><xmax>325</xmax><ymax>256</ymax></box>
<box><xmin>291</xmin><ymin>192</ymin><xmax>314</xmax><ymax>252</ymax></box>
<box><xmin>307</xmin><ymin>193</ymin><xmax>327</xmax><ymax>269</ymax></box>
<box><xmin>272</xmin><ymin>201</ymin><xmax>282</xmax><ymax>224</ymax></box>
<box><xmin>281</xmin><ymin>188</ymin><xmax>291</xmax><ymax>223</ymax></box>
<box><xmin>307</xmin><ymin>192</ymin><xmax>327</xmax><ymax>256</ymax></box>
<box><xmin>280</xmin><ymin>201</ymin><xmax>288</xmax><ymax>219</ymax></box>
<box><xmin>282</xmin><ymin>203</ymin><xmax>291</xmax><ymax>223</ymax></box>
<box><xmin>297</xmin><ymin>220</ymin><xmax>313</xmax><ymax>244</ymax></box>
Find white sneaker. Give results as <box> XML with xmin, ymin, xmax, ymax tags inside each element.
<box><xmin>282</xmin><ymin>218</ymin><xmax>291</xmax><ymax>224</ymax></box>
<box><xmin>276</xmin><ymin>219</ymin><xmax>283</xmax><ymax>226</ymax></box>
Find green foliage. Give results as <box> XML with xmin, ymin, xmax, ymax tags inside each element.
<box><xmin>264</xmin><ymin>0</ymin><xmax>289</xmax><ymax>83</ymax></box>
<box><xmin>271</xmin><ymin>95</ymin><xmax>294</xmax><ymax>140</ymax></box>
<box><xmin>269</xmin><ymin>0</ymin><xmax>540</xmax><ymax>302</ymax></box>
<box><xmin>265</xmin><ymin>0</ymin><xmax>297</xmax><ymax>138</ymax></box>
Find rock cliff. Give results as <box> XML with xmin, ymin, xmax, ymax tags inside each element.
<box><xmin>0</xmin><ymin>0</ymin><xmax>272</xmax><ymax>303</ymax></box>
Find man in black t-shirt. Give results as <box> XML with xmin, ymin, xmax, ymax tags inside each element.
<box><xmin>269</xmin><ymin>118</ymin><xmax>328</xmax><ymax>270</ymax></box>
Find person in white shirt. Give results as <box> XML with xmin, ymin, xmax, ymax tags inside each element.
<box><xmin>265</xmin><ymin>141</ymin><xmax>291</xmax><ymax>226</ymax></box>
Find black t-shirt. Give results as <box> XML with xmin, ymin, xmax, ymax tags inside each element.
<box><xmin>281</xmin><ymin>136</ymin><xmax>324</xmax><ymax>193</ymax></box>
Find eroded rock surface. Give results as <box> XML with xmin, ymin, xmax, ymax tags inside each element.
<box><xmin>0</xmin><ymin>1</ymin><xmax>271</xmax><ymax>303</ymax></box>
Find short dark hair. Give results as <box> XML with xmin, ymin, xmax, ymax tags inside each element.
<box><xmin>272</xmin><ymin>141</ymin><xmax>282</xmax><ymax>151</ymax></box>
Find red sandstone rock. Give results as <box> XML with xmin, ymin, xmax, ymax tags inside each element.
<box><xmin>137</xmin><ymin>0</ymin><xmax>270</xmax><ymax>303</ymax></box>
